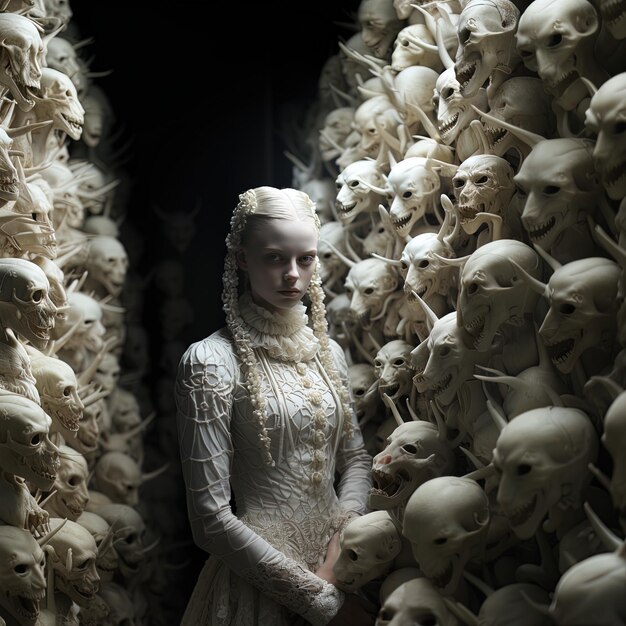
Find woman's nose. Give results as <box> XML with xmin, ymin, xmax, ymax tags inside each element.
<box><xmin>283</xmin><ymin>260</ymin><xmax>299</xmax><ymax>281</ymax></box>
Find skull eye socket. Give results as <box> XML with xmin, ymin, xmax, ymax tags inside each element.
<box><xmin>453</xmin><ymin>178</ymin><xmax>465</xmax><ymax>189</ymax></box>
<box><xmin>31</xmin><ymin>433</ymin><xmax>40</xmax><ymax>445</ymax></box>
<box><xmin>402</xmin><ymin>443</ymin><xmax>418</xmax><ymax>454</ymax></box>
<box><xmin>393</xmin><ymin>358</ymin><xmax>405</xmax><ymax>366</ymax></box>
<box><xmin>434</xmin><ymin>536</ymin><xmax>448</xmax><ymax>545</ymax></box>
<box><xmin>560</xmin><ymin>303</ymin><xmax>576</xmax><ymax>315</ymax></box>
<box><xmin>364</xmin><ymin>287</ymin><xmax>375</xmax><ymax>295</ymax></box>
<box><xmin>14</xmin><ymin>563</ymin><xmax>28</xmax><ymax>574</ymax></box>
<box><xmin>420</xmin><ymin>615</ymin><xmax>438</xmax><ymax>626</ymax></box>
<box><xmin>517</xmin><ymin>464</ymin><xmax>532</xmax><ymax>475</ymax></box>
<box><xmin>401</xmin><ymin>261</ymin><xmax>408</xmax><ymax>271</ymax></box>
<box><xmin>374</xmin><ymin>359</ymin><xmax>383</xmax><ymax>368</ymax></box>
<box><xmin>322</xmin><ymin>252</ymin><xmax>332</xmax><ymax>259</ymax></box>
<box><xmin>32</xmin><ymin>289</ymin><xmax>43</xmax><ymax>302</ymax></box>
<box><xmin>547</xmin><ymin>33</ymin><xmax>562</xmax><ymax>47</ymax></box>
<box><xmin>68</xmin><ymin>474</ymin><xmax>81</xmax><ymax>487</ymax></box>
<box><xmin>354</xmin><ymin>388</ymin><xmax>366</xmax><ymax>397</ymax></box>
<box><xmin>475</xmin><ymin>176</ymin><xmax>489</xmax><ymax>184</ymax></box>
<box><xmin>543</xmin><ymin>185</ymin><xmax>560</xmax><ymax>195</ymax></box>
<box><xmin>418</xmin><ymin>260</ymin><xmax>429</xmax><ymax>269</ymax></box>
<box><xmin>335</xmin><ymin>181</ymin><xmax>342</xmax><ymax>190</ymax></box>
<box><xmin>402</xmin><ymin>191</ymin><xmax>412</xmax><ymax>199</ymax></box>
<box><xmin>519</xmin><ymin>48</ymin><xmax>534</xmax><ymax>59</ymax></box>
<box><xmin>377</xmin><ymin>226</ymin><xmax>386</xmax><ymax>234</ymax></box>
<box><xmin>347</xmin><ymin>549</ymin><xmax>358</xmax><ymax>561</ymax></box>
<box><xmin>442</xmin><ymin>87</ymin><xmax>454</xmax><ymax>99</ymax></box>
<box><xmin>467</xmin><ymin>282</ymin><xmax>478</xmax><ymax>295</ymax></box>
<box><xmin>613</xmin><ymin>121</ymin><xmax>626</xmax><ymax>134</ymax></box>
<box><xmin>400</xmin><ymin>39</ymin><xmax>409</xmax><ymax>47</ymax></box>
<box><xmin>63</xmin><ymin>386</ymin><xmax>72</xmax><ymax>397</ymax></box>
<box><xmin>459</xmin><ymin>28</ymin><xmax>471</xmax><ymax>44</ymax></box>
<box><xmin>515</xmin><ymin>184</ymin><xmax>527</xmax><ymax>198</ymax></box>
<box><xmin>439</xmin><ymin>346</ymin><xmax>451</xmax><ymax>357</ymax></box>
<box><xmin>349</xmin><ymin>180</ymin><xmax>360</xmax><ymax>188</ymax></box>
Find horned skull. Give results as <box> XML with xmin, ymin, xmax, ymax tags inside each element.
<box><xmin>45</xmin><ymin>37</ymin><xmax>84</xmax><ymax>96</ymax></box>
<box><xmin>353</xmin><ymin>95</ymin><xmax>402</xmax><ymax>158</ymax></box>
<box><xmin>391</xmin><ymin>24</ymin><xmax>442</xmax><ymax>73</ymax></box>
<box><xmin>93</xmin><ymin>451</ymin><xmax>144</xmax><ymax>506</ymax></box>
<box><xmin>454</xmin><ymin>0</ymin><xmax>520</xmax><ymax>99</ymax></box>
<box><xmin>403</xmin><ymin>476</ymin><xmax>490</xmax><ymax>594</ymax></box>
<box><xmin>44</xmin><ymin>445</ymin><xmax>89</xmax><ymax>521</ymax></box>
<box><xmin>333</xmin><ymin>510</ymin><xmax>402</xmax><ymax>592</ymax></box>
<box><xmin>335</xmin><ymin>160</ymin><xmax>387</xmax><ymax>224</ymax></box>
<box><xmin>493</xmin><ymin>406</ymin><xmax>598</xmax><ymax>539</ymax></box>
<box><xmin>375</xmin><ymin>339</ymin><xmax>415</xmax><ymax>403</ymax></box>
<box><xmin>357</xmin><ymin>0</ymin><xmax>405</xmax><ymax>58</ymax></box>
<box><xmin>77</xmin><ymin>511</ymin><xmax>119</xmax><ymax>582</ymax></box>
<box><xmin>85</xmin><ymin>235</ymin><xmax>129</xmax><ymax>298</ymax></box>
<box><xmin>53</xmin><ymin>290</ymin><xmax>105</xmax><ymax>353</ymax></box>
<box><xmin>348</xmin><ymin>363</ymin><xmax>379</xmax><ymax>423</ymax></box>
<box><xmin>301</xmin><ymin>178</ymin><xmax>337</xmax><ymax>225</ymax></box>
<box><xmin>319</xmin><ymin>107</ymin><xmax>355</xmax><ymax>164</ymax></box>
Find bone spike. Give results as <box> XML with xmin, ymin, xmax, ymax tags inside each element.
<box><xmin>474</xmin><ymin>371</ymin><xmax>527</xmax><ymax>392</ymax></box>
<box><xmin>459</xmin><ymin>446</ymin><xmax>485</xmax><ymax>470</ymax></box>
<box><xmin>86</xmin><ymin>69</ymin><xmax>114</xmax><ymax>79</ymax></box>
<box><xmin>48</xmin><ymin>317</ymin><xmax>82</xmax><ymax>355</ymax></box>
<box><xmin>471</xmin><ymin>105</ymin><xmax>545</xmax><ymax>147</ymax></box>
<box><xmin>579</xmin><ymin>77</ymin><xmax>598</xmax><ymax>96</ymax></box>
<box><xmin>520</xmin><ymin>591</ymin><xmax>553</xmax><ymax>617</ymax></box>
<box><xmin>407</xmin><ymin>33</ymin><xmax>439</xmax><ymax>52</ymax></box>
<box><xmin>404</xmin><ymin>399</ymin><xmax>420</xmax><ymax>421</ymax></box>
<box><xmin>319</xmin><ymin>129</ymin><xmax>344</xmax><ymax>154</ymax></box>
<box><xmin>430</xmin><ymin>400</ymin><xmax>447</xmax><ymax>442</ymax></box>
<box><xmin>371</xmin><ymin>290</ymin><xmax>400</xmax><ymax>322</ymax></box>
<box><xmin>583</xmin><ymin>501</ymin><xmax>622</xmax><ymax>552</ymax></box>
<box><xmin>370</xmin><ymin>252</ymin><xmax>403</xmax><ymax>266</ymax></box>
<box><xmin>366</xmin><ymin>331</ymin><xmax>382</xmax><ymax>352</ymax></box>
<box><xmin>435</xmin><ymin>17</ymin><xmax>455</xmax><ymax>70</ymax></box>
<box><xmin>432</xmin><ymin>251</ymin><xmax>471</xmax><ymax>267</ymax></box>
<box><xmin>97</xmin><ymin>523</ymin><xmax>116</xmax><ymax>558</ymax></box>
<box><xmin>324</xmin><ymin>240</ymin><xmax>356</xmax><ymax>269</ymax></box>
<box><xmin>437</xmin><ymin>195</ymin><xmax>454</xmax><ymax>243</ymax></box>
<box><xmin>382</xmin><ymin>392</ymin><xmax>405</xmax><ymax>427</ymax></box>
<box><xmin>411</xmin><ymin>290</ymin><xmax>439</xmax><ymax>331</ymax></box>
<box><xmin>588</xmin><ymin>463</ymin><xmax>612</xmax><ymax>493</ymax></box>
<box><xmin>37</xmin><ymin>489</ymin><xmax>58</xmax><ymax>509</ymax></box>
<box><xmin>406</xmin><ymin>101</ymin><xmax>441</xmax><ymax>142</ymax></box>
<box><xmin>532</xmin><ymin>243</ymin><xmax>562</xmax><ymax>272</ymax></box>
<box><xmin>141</xmin><ymin>535</ymin><xmax>161</xmax><ymax>554</ymax></box>
<box><xmin>73</xmin><ymin>36</ymin><xmax>95</xmax><ymax>50</ymax></box>
<box><xmin>65</xmin><ymin>547</ymin><xmax>73</xmax><ymax>573</ymax></box>
<box><xmin>357</xmin><ymin>177</ymin><xmax>389</xmax><ymax>196</ymax></box>
<box><xmin>486</xmin><ymin>399</ymin><xmax>508</xmax><ymax>432</ymax></box>
<box><xmin>443</xmin><ymin>598</ymin><xmax>479</xmax><ymax>626</ymax></box>
<box><xmin>462</xmin><ymin>464</ymin><xmax>496</xmax><ymax>481</ymax></box>
<box><xmin>82</xmin><ymin>388</ymin><xmax>110</xmax><ymax>407</ymax></box>
<box><xmin>329</xmin><ymin>82</ymin><xmax>357</xmax><ymax>106</ymax></box>
<box><xmin>120</xmin><ymin>412</ymin><xmax>156</xmax><ymax>440</ymax></box>
<box><xmin>343</xmin><ymin>323</ymin><xmax>375</xmax><ymax>366</ymax></box>
<box><xmin>509</xmin><ymin>260</ymin><xmax>549</xmax><ymax>298</ymax></box>
<box><xmin>142</xmin><ymin>463</ymin><xmax>170</xmax><ymax>483</ymax></box>
<box><xmin>38</xmin><ymin>518</ymin><xmax>68</xmax><ymax>546</ymax></box>
<box><xmin>463</xmin><ymin>570</ymin><xmax>494</xmax><ymax>597</ymax></box>
<box><xmin>284</xmin><ymin>150</ymin><xmax>313</xmax><ymax>175</ymax></box>
<box><xmin>593</xmin><ymin>223</ymin><xmax>626</xmax><ymax>267</ymax></box>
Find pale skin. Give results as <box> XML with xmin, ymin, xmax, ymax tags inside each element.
<box><xmin>237</xmin><ymin>217</ymin><xmax>376</xmax><ymax>626</ymax></box>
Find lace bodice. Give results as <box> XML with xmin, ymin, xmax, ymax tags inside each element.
<box><xmin>175</xmin><ymin>296</ymin><xmax>372</xmax><ymax>625</ymax></box>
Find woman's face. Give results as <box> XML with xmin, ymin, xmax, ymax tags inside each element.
<box><xmin>237</xmin><ymin>218</ymin><xmax>318</xmax><ymax>313</ymax></box>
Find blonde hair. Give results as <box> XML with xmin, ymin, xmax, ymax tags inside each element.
<box><xmin>221</xmin><ymin>186</ymin><xmax>353</xmax><ymax>466</ymax></box>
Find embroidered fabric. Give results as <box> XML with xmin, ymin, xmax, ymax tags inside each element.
<box><xmin>175</xmin><ymin>306</ymin><xmax>372</xmax><ymax>625</ymax></box>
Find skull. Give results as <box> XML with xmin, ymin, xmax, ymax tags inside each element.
<box><xmin>391</xmin><ymin>24</ymin><xmax>442</xmax><ymax>73</ymax></box>
<box><xmin>319</xmin><ymin>107</ymin><xmax>355</xmax><ymax>164</ymax></box>
<box><xmin>400</xmin><ymin>232</ymin><xmax>456</xmax><ymax>302</ymax></box>
<box><xmin>39</xmin><ymin>162</ymin><xmax>84</xmax><ymax>230</ymax></box>
<box><xmin>477</xmin><ymin>582</ymin><xmax>552</xmax><ymax>626</ymax></box>
<box><xmin>318</xmin><ymin>221</ymin><xmax>351</xmax><ymax>288</ymax></box>
<box><xmin>370</xmin><ymin>420</ymin><xmax>455</xmax><ymax>510</ymax></box>
<box><xmin>93</xmin><ymin>451</ymin><xmax>143</xmax><ymax>506</ymax></box>
<box><xmin>357</xmin><ymin>0</ymin><xmax>405</xmax><ymax>58</ymax></box>
<box><xmin>479</xmin><ymin>77</ymin><xmax>555</xmax><ymax>170</ymax></box>
<box><xmin>348</xmin><ymin>363</ymin><xmax>379</xmax><ymax>423</ymax></box>
<box><xmin>45</xmin><ymin>37</ymin><xmax>84</xmax><ymax>96</ymax></box>
<box><xmin>393</xmin><ymin>66</ymin><xmax>439</xmax><ymax>130</ymax></box>
<box><xmin>326</xmin><ymin>293</ymin><xmax>354</xmax><ymax>349</ymax></box>
<box><xmin>375</xmin><ymin>339</ymin><xmax>415</xmax><ymax>402</ymax></box>
<box><xmin>66</xmin><ymin>396</ymin><xmax>100</xmax><ymax>459</ymax></box>
<box><xmin>376</xmin><ymin>577</ymin><xmax>459</xmax><ymax>626</ymax></box>
<box><xmin>333</xmin><ymin>510</ymin><xmax>402</xmax><ymax>592</ymax></box>
<box><xmin>52</xmin><ymin>291</ymin><xmax>105</xmax><ymax>353</ymax></box>
<box><xmin>0</xmin><ymin>389</ymin><xmax>58</xmax><ymax>490</ymax></box>
<box><xmin>29</xmin><ymin>349</ymin><xmax>84</xmax><ymax>434</ymax></box>
<box><xmin>0</xmin><ymin>128</ymin><xmax>18</xmax><ymax>204</ymax></box>
<box><xmin>533</xmin><ymin>257</ymin><xmax>620</xmax><ymax>374</ymax></box>
<box><xmin>44</xmin><ymin>445</ymin><xmax>89</xmax><ymax>521</ymax></box>
<box><xmin>85</xmin><ymin>235</ymin><xmax>129</xmax><ymax>297</ymax></box>
<box><xmin>598</xmin><ymin>0</ymin><xmax>626</xmax><ymax>38</ymax></box>
<box><xmin>548</xmin><ymin>551</ymin><xmax>626</xmax><ymax>625</ymax></box>
<box><xmin>0</xmin><ymin>258</ymin><xmax>57</xmax><ymax>349</ymax></box>
<box><xmin>301</xmin><ymin>178</ymin><xmax>337</xmax><ymax>225</ymax></box>
<box><xmin>77</xmin><ymin>511</ymin><xmax>119</xmax><ymax>582</ymax></box>
<box><xmin>0</xmin><ymin>13</ymin><xmax>44</xmax><ymax>111</ymax></box>
<box><xmin>340</xmin><ymin>32</ymin><xmax>378</xmax><ymax>93</ymax></box>
<box><xmin>43</xmin><ymin>0</ymin><xmax>73</xmax><ymax>25</ymax></box>
<box><xmin>335</xmin><ymin>160</ymin><xmax>388</xmax><ymax>224</ymax></box>
<box><xmin>0</xmin><ymin>525</ymin><xmax>46</xmax><ymax>626</ymax></box>
<box><xmin>403</xmin><ymin>476</ymin><xmax>490</xmax><ymax>594</ymax></box>
<box><xmin>33</xmin><ymin>68</ymin><xmax>84</xmax><ymax>141</ymax></box>
<box><xmin>388</xmin><ymin>158</ymin><xmax>441</xmax><ymax>237</ymax></box>
<box><xmin>514</xmin><ymin>139</ymin><xmax>601</xmax><ymax>254</ymax></box>
<box><xmin>99</xmin><ymin>582</ymin><xmax>136</xmax><ymax>626</ymax></box>
<box><xmin>353</xmin><ymin>95</ymin><xmax>402</xmax><ymax>158</ymax></box>
<box><xmin>108</xmin><ymin>387</ymin><xmax>141</xmax><ymax>432</ymax></box>
<box><xmin>493</xmin><ymin>406</ymin><xmax>598</xmax><ymax>539</ymax></box>
<box><xmin>434</xmin><ymin>68</ymin><xmax>488</xmax><ymax>153</ymax></box>
<box><xmin>454</xmin><ymin>0</ymin><xmax>520</xmax><ymax>99</ymax></box>
<box><xmin>95</xmin><ymin>503</ymin><xmax>147</xmax><ymax>580</ymax></box>
<box><xmin>584</xmin><ymin>73</ymin><xmax>626</xmax><ymax>201</ymax></box>
<box><xmin>451</xmin><ymin>155</ymin><xmax>515</xmax><ymax>231</ymax></box>
<box><xmin>456</xmin><ymin>239</ymin><xmax>541</xmax><ymax>351</ymax></box>
<box><xmin>81</xmin><ymin>84</ymin><xmax>113</xmax><ymax>148</ymax></box>
<box><xmin>344</xmin><ymin>258</ymin><xmax>399</xmax><ymax>330</ymax></box>
<box><xmin>602</xmin><ymin>392</ymin><xmax>626</xmax><ymax>527</ymax></box>
<box><xmin>46</xmin><ymin>517</ymin><xmax>100</xmax><ymax>607</ymax></box>
<box><xmin>362</xmin><ymin>218</ymin><xmax>396</xmax><ymax>258</ymax></box>
<box><xmin>516</xmin><ymin>0</ymin><xmax>603</xmax><ymax>111</ymax></box>
<box><xmin>70</xmin><ymin>160</ymin><xmax>118</xmax><ymax>217</ymax></box>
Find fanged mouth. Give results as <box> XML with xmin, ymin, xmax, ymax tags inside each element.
<box><xmin>601</xmin><ymin>160</ymin><xmax>626</xmax><ymax>188</ymax></box>
<box><xmin>464</xmin><ymin>310</ymin><xmax>488</xmax><ymax>347</ymax></box>
<box><xmin>371</xmin><ymin>468</ymin><xmax>406</xmax><ymax>500</ymax></box>
<box><xmin>355</xmin><ymin>309</ymin><xmax>371</xmax><ymax>329</ymax></box>
<box><xmin>23</xmin><ymin>456</ymin><xmax>57</xmax><ymax>481</ymax></box>
<box><xmin>393</xmin><ymin>214</ymin><xmax>412</xmax><ymax>231</ymax></box>
<box><xmin>338</xmin><ymin>201</ymin><xmax>357</xmax><ymax>219</ymax></box>
<box><xmin>439</xmin><ymin>112</ymin><xmax>460</xmax><ymax>139</ymax></box>
<box><xmin>431</xmin><ymin>560</ymin><xmax>454</xmax><ymax>588</ymax></box>
<box><xmin>546</xmin><ymin>336</ymin><xmax>576</xmax><ymax>366</ymax></box>
<box><xmin>62</xmin><ymin>113</ymin><xmax>83</xmax><ymax>134</ymax></box>
<box><xmin>432</xmin><ymin>372</ymin><xmax>452</xmax><ymax>397</ymax></box>
<box><xmin>457</xmin><ymin>62</ymin><xmax>477</xmax><ymax>92</ymax></box>
<box><xmin>379</xmin><ymin>382</ymin><xmax>401</xmax><ymax>398</ymax></box>
<box><xmin>547</xmin><ymin>69</ymin><xmax>579</xmax><ymax>96</ymax></box>
<box><xmin>485</xmin><ymin>125</ymin><xmax>507</xmax><ymax>147</ymax></box>
<box><xmin>507</xmin><ymin>493</ymin><xmax>538</xmax><ymax>526</ymax></box>
<box><xmin>527</xmin><ymin>215</ymin><xmax>556</xmax><ymax>241</ymax></box>
<box><xmin>412</xmin><ymin>369</ymin><xmax>426</xmax><ymax>389</ymax></box>
<box><xmin>601</xmin><ymin>0</ymin><xmax>626</xmax><ymax>23</ymax></box>
<box><xmin>406</xmin><ymin>284</ymin><xmax>428</xmax><ymax>301</ymax></box>
<box><xmin>72</xmin><ymin>583</ymin><xmax>95</xmax><ymax>600</ymax></box>
<box><xmin>14</xmin><ymin>593</ymin><xmax>40</xmax><ymax>619</ymax></box>
<box><xmin>458</xmin><ymin>203</ymin><xmax>485</xmax><ymax>223</ymax></box>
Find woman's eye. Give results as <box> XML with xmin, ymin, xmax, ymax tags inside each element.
<box><xmin>299</xmin><ymin>255</ymin><xmax>316</xmax><ymax>265</ymax></box>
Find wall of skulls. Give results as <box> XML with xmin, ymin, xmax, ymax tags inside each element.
<box><xmin>0</xmin><ymin>2</ymin><xmax>179</xmax><ymax>626</ymax></box>
<box><xmin>286</xmin><ymin>0</ymin><xmax>626</xmax><ymax>623</ymax></box>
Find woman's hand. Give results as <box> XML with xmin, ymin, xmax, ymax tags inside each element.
<box><xmin>327</xmin><ymin>593</ymin><xmax>377</xmax><ymax>626</ymax></box>
<box><xmin>315</xmin><ymin>531</ymin><xmax>342</xmax><ymax>586</ymax></box>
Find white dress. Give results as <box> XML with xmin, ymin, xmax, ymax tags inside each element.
<box><xmin>175</xmin><ymin>292</ymin><xmax>373</xmax><ymax>625</ymax></box>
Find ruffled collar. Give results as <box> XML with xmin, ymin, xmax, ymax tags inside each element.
<box><xmin>238</xmin><ymin>291</ymin><xmax>320</xmax><ymax>362</ymax></box>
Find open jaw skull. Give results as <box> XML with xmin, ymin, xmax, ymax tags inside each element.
<box><xmin>403</xmin><ymin>476</ymin><xmax>490</xmax><ymax>595</ymax></box>
<box><xmin>375</xmin><ymin>339</ymin><xmax>415</xmax><ymax>402</ymax></box>
<box><xmin>357</xmin><ymin>0</ymin><xmax>405</xmax><ymax>58</ymax></box>
<box><xmin>335</xmin><ymin>159</ymin><xmax>388</xmax><ymax>224</ymax></box>
<box><xmin>493</xmin><ymin>406</ymin><xmax>598</xmax><ymax>539</ymax></box>
<box><xmin>44</xmin><ymin>445</ymin><xmax>89</xmax><ymax>521</ymax></box>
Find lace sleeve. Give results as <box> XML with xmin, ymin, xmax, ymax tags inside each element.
<box><xmin>175</xmin><ymin>333</ymin><xmax>344</xmax><ymax>625</ymax></box>
<box><xmin>328</xmin><ymin>339</ymin><xmax>373</xmax><ymax>516</ymax></box>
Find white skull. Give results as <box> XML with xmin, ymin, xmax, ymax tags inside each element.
<box><xmin>44</xmin><ymin>445</ymin><xmax>89</xmax><ymax>521</ymax></box>
<box><xmin>393</xmin><ymin>66</ymin><xmax>439</xmax><ymax>129</ymax></box>
<box><xmin>376</xmin><ymin>577</ymin><xmax>459</xmax><ymax>626</ymax></box>
<box><xmin>81</xmin><ymin>85</ymin><xmax>113</xmax><ymax>148</ymax></box>
<box><xmin>454</xmin><ymin>0</ymin><xmax>520</xmax><ymax>99</ymax></box>
<box><xmin>584</xmin><ymin>73</ymin><xmax>626</xmax><ymax>201</ymax></box>
<box><xmin>318</xmin><ymin>221</ymin><xmax>351</xmax><ymax>288</ymax></box>
<box><xmin>335</xmin><ymin>159</ymin><xmax>387</xmax><ymax>224</ymax></box>
<box><xmin>477</xmin><ymin>582</ymin><xmax>552</xmax><ymax>626</ymax></box>
<box><xmin>68</xmin><ymin>397</ymin><xmax>102</xmax><ymax>458</ymax></box>
<box><xmin>344</xmin><ymin>258</ymin><xmax>399</xmax><ymax>329</ymax></box>
<box><xmin>0</xmin><ymin>526</ymin><xmax>46</xmax><ymax>626</ymax></box>
<box><xmin>371</xmin><ymin>420</ymin><xmax>455</xmax><ymax>510</ymax></box>
<box><xmin>93</xmin><ymin>451</ymin><xmax>144</xmax><ymax>506</ymax></box>
<box><xmin>434</xmin><ymin>67</ymin><xmax>488</xmax><ymax>154</ymax></box>
<box><xmin>452</xmin><ymin>155</ymin><xmax>515</xmax><ymax>231</ymax></box>
<box><xmin>391</xmin><ymin>24</ymin><xmax>442</xmax><ymax>73</ymax></box>
<box><xmin>602</xmin><ymin>392</ymin><xmax>626</xmax><ymax>527</ymax></box>
<box><xmin>47</xmin><ymin>517</ymin><xmax>100</xmax><ymax>608</ymax></box>
<box><xmin>77</xmin><ymin>511</ymin><xmax>118</xmax><ymax>583</ymax></box>
<box><xmin>513</xmin><ymin>139</ymin><xmax>600</xmax><ymax>255</ymax></box>
<box><xmin>0</xmin><ymin>258</ymin><xmax>57</xmax><ymax>349</ymax></box>
<box><xmin>532</xmin><ymin>258</ymin><xmax>620</xmax><ymax>374</ymax></box>
<box><xmin>375</xmin><ymin>339</ymin><xmax>415</xmax><ymax>402</ymax></box>
<box><xmin>0</xmin><ymin>128</ymin><xmax>18</xmax><ymax>204</ymax></box>
<box><xmin>70</xmin><ymin>160</ymin><xmax>118</xmax><ymax>216</ymax></box>
<box><xmin>333</xmin><ymin>510</ymin><xmax>402</xmax><ymax>592</ymax></box>
<box><xmin>357</xmin><ymin>0</ymin><xmax>405</xmax><ymax>58</ymax></box>
<box><xmin>353</xmin><ymin>95</ymin><xmax>403</xmax><ymax>158</ymax></box>
<box><xmin>516</xmin><ymin>0</ymin><xmax>603</xmax><ymax>111</ymax></box>
<box><xmin>456</xmin><ymin>240</ymin><xmax>541</xmax><ymax>351</ymax></box>
<box><xmin>348</xmin><ymin>363</ymin><xmax>380</xmax><ymax>423</ymax></box>
<box><xmin>403</xmin><ymin>476</ymin><xmax>490</xmax><ymax>594</ymax></box>
<box><xmin>319</xmin><ymin>107</ymin><xmax>355</xmax><ymax>163</ymax></box>
<box><xmin>86</xmin><ymin>235</ymin><xmax>129</xmax><ymax>297</ymax></box>
<box><xmin>29</xmin><ymin>349</ymin><xmax>84</xmax><ymax>435</ymax></box>
<box><xmin>301</xmin><ymin>178</ymin><xmax>337</xmax><ymax>224</ymax></box>
<box><xmin>0</xmin><ymin>390</ymin><xmax>58</xmax><ymax>490</ymax></box>
<box><xmin>0</xmin><ymin>13</ymin><xmax>44</xmax><ymax>111</ymax></box>
<box><xmin>95</xmin><ymin>503</ymin><xmax>146</xmax><ymax>581</ymax></box>
<box><xmin>493</xmin><ymin>406</ymin><xmax>598</xmax><ymax>539</ymax></box>
<box><xmin>108</xmin><ymin>387</ymin><xmax>141</xmax><ymax>433</ymax></box>
<box><xmin>45</xmin><ymin>37</ymin><xmax>84</xmax><ymax>96</ymax></box>
<box><xmin>53</xmin><ymin>291</ymin><xmax>105</xmax><ymax>353</ymax></box>
<box><xmin>388</xmin><ymin>158</ymin><xmax>441</xmax><ymax>236</ymax></box>
<box><xmin>548</xmin><ymin>550</ymin><xmax>626</xmax><ymax>625</ymax></box>
<box><xmin>326</xmin><ymin>293</ymin><xmax>354</xmax><ymax>349</ymax></box>
<box><xmin>43</xmin><ymin>0</ymin><xmax>72</xmax><ymax>25</ymax></box>
<box><xmin>39</xmin><ymin>161</ymin><xmax>84</xmax><ymax>230</ymax></box>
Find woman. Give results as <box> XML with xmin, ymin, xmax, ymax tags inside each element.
<box><xmin>175</xmin><ymin>186</ymin><xmax>375</xmax><ymax>625</ymax></box>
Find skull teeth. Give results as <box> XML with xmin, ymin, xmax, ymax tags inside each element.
<box><xmin>528</xmin><ymin>215</ymin><xmax>556</xmax><ymax>241</ymax></box>
<box><xmin>433</xmin><ymin>372</ymin><xmax>452</xmax><ymax>396</ymax></box>
<box><xmin>547</xmin><ymin>69</ymin><xmax>579</xmax><ymax>94</ymax></box>
<box><xmin>15</xmin><ymin>594</ymin><xmax>39</xmax><ymax>619</ymax></box>
<box><xmin>338</xmin><ymin>201</ymin><xmax>357</xmax><ymax>215</ymax></box>
<box><xmin>485</xmin><ymin>125</ymin><xmax>508</xmax><ymax>147</ymax></box>
<box><xmin>457</xmin><ymin>62</ymin><xmax>477</xmax><ymax>91</ymax></box>
<box><xmin>546</xmin><ymin>337</ymin><xmax>576</xmax><ymax>365</ymax></box>
<box><xmin>371</xmin><ymin>468</ymin><xmax>403</xmax><ymax>498</ymax></box>
<box><xmin>438</xmin><ymin>112</ymin><xmax>460</xmax><ymax>138</ymax></box>
<box><xmin>601</xmin><ymin>160</ymin><xmax>626</xmax><ymax>187</ymax></box>
<box><xmin>506</xmin><ymin>494</ymin><xmax>538</xmax><ymax>526</ymax></box>
<box><xmin>379</xmin><ymin>382</ymin><xmax>401</xmax><ymax>398</ymax></box>
<box><xmin>406</xmin><ymin>284</ymin><xmax>427</xmax><ymax>301</ymax></box>
<box><xmin>431</xmin><ymin>560</ymin><xmax>454</xmax><ymax>588</ymax></box>
<box><xmin>601</xmin><ymin>0</ymin><xmax>626</xmax><ymax>23</ymax></box>
<box><xmin>393</xmin><ymin>214</ymin><xmax>412</xmax><ymax>230</ymax></box>
<box><xmin>458</xmin><ymin>203</ymin><xmax>485</xmax><ymax>222</ymax></box>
